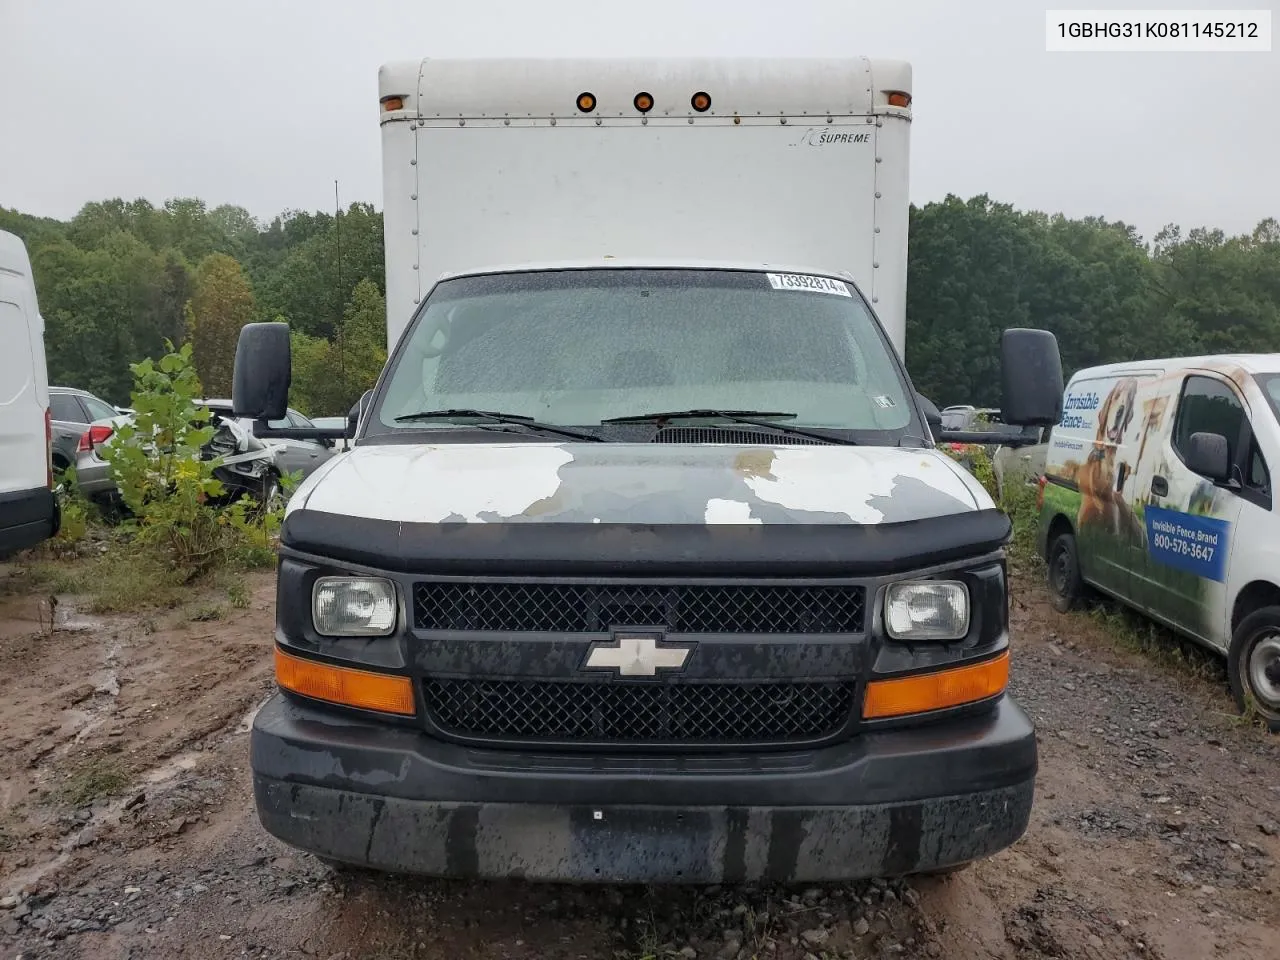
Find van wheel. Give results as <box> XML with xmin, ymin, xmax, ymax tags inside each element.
<box><xmin>1047</xmin><ymin>531</ymin><xmax>1084</xmax><ymax>613</ymax></box>
<box><xmin>1228</xmin><ymin>607</ymin><xmax>1280</xmax><ymax>734</ymax></box>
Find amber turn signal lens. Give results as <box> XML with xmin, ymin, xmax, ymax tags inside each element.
<box><xmin>380</xmin><ymin>95</ymin><xmax>405</xmax><ymax>112</ymax></box>
<box><xmin>691</xmin><ymin>91</ymin><xmax>711</xmax><ymax>112</ymax></box>
<box><xmin>862</xmin><ymin>651</ymin><xmax>1009</xmax><ymax>719</ymax></box>
<box><xmin>576</xmin><ymin>91</ymin><xmax>597</xmax><ymax>112</ymax></box>
<box><xmin>274</xmin><ymin>647</ymin><xmax>416</xmax><ymax>716</ymax></box>
<box><xmin>886</xmin><ymin>91</ymin><xmax>912</xmax><ymax>108</ymax></box>
<box><xmin>634</xmin><ymin>91</ymin><xmax>654</xmax><ymax>113</ymax></box>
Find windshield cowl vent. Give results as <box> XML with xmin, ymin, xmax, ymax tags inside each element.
<box><xmin>652</xmin><ymin>426</ymin><xmax>829</xmax><ymax>446</ymax></box>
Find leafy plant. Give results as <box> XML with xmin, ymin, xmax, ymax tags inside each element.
<box><xmin>940</xmin><ymin>442</ymin><xmax>999</xmax><ymax>499</ymax></box>
<box><xmin>99</xmin><ymin>340</ymin><xmax>287</xmax><ymax>579</ymax></box>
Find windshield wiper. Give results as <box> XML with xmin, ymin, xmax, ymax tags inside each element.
<box><xmin>393</xmin><ymin>408</ymin><xmax>605</xmax><ymax>442</ymax></box>
<box><xmin>600</xmin><ymin>408</ymin><xmax>856</xmax><ymax>445</ymax></box>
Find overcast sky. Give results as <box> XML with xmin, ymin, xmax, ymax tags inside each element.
<box><xmin>1</xmin><ymin>0</ymin><xmax>1276</xmax><ymax>243</ymax></box>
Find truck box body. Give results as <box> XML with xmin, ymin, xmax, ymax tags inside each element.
<box><xmin>378</xmin><ymin>57</ymin><xmax>912</xmax><ymax>356</ymax></box>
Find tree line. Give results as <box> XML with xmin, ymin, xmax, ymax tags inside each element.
<box><xmin>2</xmin><ymin>195</ymin><xmax>1278</xmax><ymax>414</ymax></box>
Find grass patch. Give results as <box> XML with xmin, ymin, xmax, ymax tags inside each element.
<box><xmin>23</xmin><ymin>545</ymin><xmax>193</xmax><ymax>614</ymax></box>
<box><xmin>226</xmin><ymin>577</ymin><xmax>250</xmax><ymax>609</ymax></box>
<box><xmin>1001</xmin><ymin>479</ymin><xmax>1042</xmax><ymax>575</ymax></box>
<box><xmin>1082</xmin><ymin>598</ymin><xmax>1225</xmax><ymax>685</ymax></box>
<box><xmin>59</xmin><ymin>757</ymin><xmax>130</xmax><ymax>807</ymax></box>
<box><xmin>17</xmin><ymin>536</ymin><xmax>267</xmax><ymax>617</ymax></box>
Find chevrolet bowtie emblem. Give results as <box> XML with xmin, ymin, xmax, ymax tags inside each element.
<box><xmin>583</xmin><ymin>633</ymin><xmax>692</xmax><ymax>677</ymax></box>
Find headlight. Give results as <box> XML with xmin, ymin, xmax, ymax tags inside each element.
<box><xmin>312</xmin><ymin>577</ymin><xmax>397</xmax><ymax>636</ymax></box>
<box><xmin>885</xmin><ymin>580</ymin><xmax>969</xmax><ymax>641</ymax></box>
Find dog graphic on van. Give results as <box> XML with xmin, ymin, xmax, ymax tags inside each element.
<box><xmin>1077</xmin><ymin>377</ymin><xmax>1144</xmax><ymax>541</ymax></box>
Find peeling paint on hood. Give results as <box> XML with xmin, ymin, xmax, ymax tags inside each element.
<box><xmin>291</xmin><ymin>442</ymin><xmax>984</xmax><ymax>525</ymax></box>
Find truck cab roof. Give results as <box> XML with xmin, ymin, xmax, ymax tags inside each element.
<box><xmin>429</xmin><ymin>257</ymin><xmax>860</xmax><ymax>285</ymax></box>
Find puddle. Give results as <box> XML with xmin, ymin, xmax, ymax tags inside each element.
<box><xmin>55</xmin><ymin>598</ymin><xmax>105</xmax><ymax>633</ymax></box>
<box><xmin>143</xmin><ymin>753</ymin><xmax>201</xmax><ymax>786</ymax></box>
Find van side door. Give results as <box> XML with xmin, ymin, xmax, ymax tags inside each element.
<box><xmin>1131</xmin><ymin>372</ymin><xmax>1258</xmax><ymax>649</ymax></box>
<box><xmin>1051</xmin><ymin>372</ymin><xmax>1156</xmax><ymax>603</ymax></box>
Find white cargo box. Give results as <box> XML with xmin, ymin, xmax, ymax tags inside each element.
<box><xmin>378</xmin><ymin>57</ymin><xmax>912</xmax><ymax>355</ymax></box>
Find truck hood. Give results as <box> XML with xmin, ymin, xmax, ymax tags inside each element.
<box><xmin>289</xmin><ymin>441</ymin><xmax>991</xmax><ymax>526</ymax></box>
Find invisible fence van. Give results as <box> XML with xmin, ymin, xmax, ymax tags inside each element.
<box><xmin>0</xmin><ymin>229</ymin><xmax>58</xmax><ymax>558</ymax></box>
<box><xmin>1038</xmin><ymin>355</ymin><xmax>1280</xmax><ymax>732</ymax></box>
<box><xmin>234</xmin><ymin>57</ymin><xmax>1066</xmax><ymax>883</ymax></box>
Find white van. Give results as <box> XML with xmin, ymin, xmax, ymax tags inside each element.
<box><xmin>1037</xmin><ymin>355</ymin><xmax>1280</xmax><ymax>732</ymax></box>
<box><xmin>0</xmin><ymin>229</ymin><xmax>59</xmax><ymax>559</ymax></box>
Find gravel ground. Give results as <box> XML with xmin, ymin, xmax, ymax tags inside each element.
<box><xmin>0</xmin><ymin>560</ymin><xmax>1277</xmax><ymax>960</ymax></box>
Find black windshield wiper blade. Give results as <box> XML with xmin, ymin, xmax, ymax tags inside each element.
<box><xmin>393</xmin><ymin>408</ymin><xmax>604</xmax><ymax>442</ymax></box>
<box><xmin>600</xmin><ymin>408</ymin><xmax>856</xmax><ymax>445</ymax></box>
<box><xmin>601</xmin><ymin>408</ymin><xmax>796</xmax><ymax>424</ymax></box>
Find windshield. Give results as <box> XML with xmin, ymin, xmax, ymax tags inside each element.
<box><xmin>370</xmin><ymin>268</ymin><xmax>918</xmax><ymax>442</ymax></box>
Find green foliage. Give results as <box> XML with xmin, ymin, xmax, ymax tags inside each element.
<box><xmin>100</xmin><ymin>341</ymin><xmax>281</xmax><ymax>580</ymax></box>
<box><xmin>903</xmin><ymin>196</ymin><xmax>1280</xmax><ymax>406</ymax></box>
<box><xmin>188</xmin><ymin>253</ymin><xmax>256</xmax><ymax>398</ymax></box>
<box><xmin>940</xmin><ymin>443</ymin><xmax>999</xmax><ymax>499</ymax></box>
<box><xmin>105</xmin><ymin>341</ymin><xmax>220</xmax><ymax>515</ymax></box>
<box><xmin>940</xmin><ymin>442</ymin><xmax>1040</xmax><ymax>571</ymax></box>
<box><xmin>289</xmin><ymin>278</ymin><xmax>388</xmax><ymax>416</ymax></box>
<box><xmin>2</xmin><ymin>197</ymin><xmax>385</xmax><ymax>406</ymax></box>
<box><xmin>7</xmin><ymin>192</ymin><xmax>1280</xmax><ymax>413</ymax></box>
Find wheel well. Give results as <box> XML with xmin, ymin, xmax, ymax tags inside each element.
<box><xmin>1045</xmin><ymin>514</ymin><xmax>1074</xmax><ymax>560</ymax></box>
<box><xmin>1231</xmin><ymin>580</ymin><xmax>1280</xmax><ymax>634</ymax></box>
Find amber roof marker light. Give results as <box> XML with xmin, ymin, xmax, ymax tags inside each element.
<box><xmin>886</xmin><ymin>91</ymin><xmax>912</xmax><ymax>108</ymax></box>
<box><xmin>576</xmin><ymin>91</ymin><xmax>597</xmax><ymax>113</ymax></box>
<box><xmin>691</xmin><ymin>91</ymin><xmax>712</xmax><ymax>113</ymax></box>
<box><xmin>380</xmin><ymin>94</ymin><xmax>406</xmax><ymax>112</ymax></box>
<box><xmin>633</xmin><ymin>91</ymin><xmax>654</xmax><ymax>113</ymax></box>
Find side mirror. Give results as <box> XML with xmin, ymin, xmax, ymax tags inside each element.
<box><xmin>917</xmin><ymin>393</ymin><xmax>942</xmax><ymax>431</ymax></box>
<box><xmin>232</xmin><ymin>322</ymin><xmax>291</xmax><ymax>421</ymax></box>
<box><xmin>348</xmin><ymin>389</ymin><xmax>373</xmax><ymax>436</ymax></box>
<box><xmin>1185</xmin><ymin>431</ymin><xmax>1231</xmax><ymax>482</ymax></box>
<box><xmin>1000</xmin><ymin>328</ymin><xmax>1064</xmax><ymax>427</ymax></box>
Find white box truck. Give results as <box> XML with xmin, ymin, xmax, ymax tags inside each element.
<box><xmin>233</xmin><ymin>57</ymin><xmax>1066</xmax><ymax>884</ymax></box>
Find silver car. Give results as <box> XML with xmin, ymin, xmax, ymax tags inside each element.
<box><xmin>48</xmin><ymin>387</ymin><xmax>121</xmax><ymax>475</ymax></box>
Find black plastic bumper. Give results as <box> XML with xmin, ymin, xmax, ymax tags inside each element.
<box><xmin>0</xmin><ymin>486</ymin><xmax>58</xmax><ymax>558</ymax></box>
<box><xmin>251</xmin><ymin>693</ymin><xmax>1037</xmax><ymax>883</ymax></box>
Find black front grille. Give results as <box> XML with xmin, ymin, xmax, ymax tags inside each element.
<box><xmin>423</xmin><ymin>677</ymin><xmax>855</xmax><ymax>745</ymax></box>
<box><xmin>413</xmin><ymin>582</ymin><xmax>865</xmax><ymax>634</ymax></box>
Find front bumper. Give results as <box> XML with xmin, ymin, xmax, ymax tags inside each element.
<box><xmin>73</xmin><ymin>456</ymin><xmax>117</xmax><ymax>500</ymax></box>
<box><xmin>251</xmin><ymin>692</ymin><xmax>1037</xmax><ymax>883</ymax></box>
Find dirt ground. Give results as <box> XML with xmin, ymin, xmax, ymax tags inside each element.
<box><xmin>0</xmin><ymin>557</ymin><xmax>1277</xmax><ymax>960</ymax></box>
